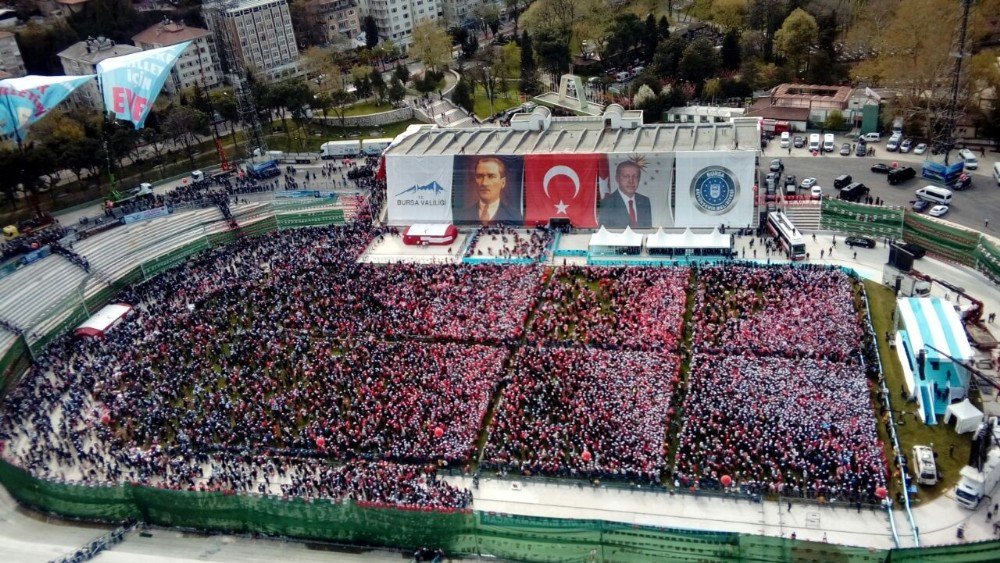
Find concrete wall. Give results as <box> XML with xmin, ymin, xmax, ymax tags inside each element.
<box><xmin>314</xmin><ymin>107</ymin><xmax>415</xmax><ymax>128</ymax></box>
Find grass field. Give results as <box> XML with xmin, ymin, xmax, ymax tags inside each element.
<box><xmin>864</xmin><ymin>280</ymin><xmax>972</xmax><ymax>503</ymax></box>
<box><xmin>339</xmin><ymin>100</ymin><xmax>394</xmax><ymax>117</ymax></box>
<box><xmin>471</xmin><ymin>85</ymin><xmax>522</xmax><ymax>119</ymax></box>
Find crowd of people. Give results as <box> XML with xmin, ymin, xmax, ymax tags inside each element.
<box><xmin>483</xmin><ymin>347</ymin><xmax>680</xmax><ymax>482</ymax></box>
<box><xmin>674</xmin><ymin>353</ymin><xmax>888</xmax><ymax>502</ymax></box>
<box><xmin>691</xmin><ymin>265</ymin><xmax>863</xmax><ymax>361</ymax></box>
<box><xmin>465</xmin><ymin>225</ymin><xmax>554</xmax><ymax>262</ymax></box>
<box><xmin>528</xmin><ymin>266</ymin><xmax>689</xmax><ymax>351</ymax></box>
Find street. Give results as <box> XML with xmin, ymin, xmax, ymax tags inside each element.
<box><xmin>760</xmin><ymin>136</ymin><xmax>999</xmax><ymax>233</ymax></box>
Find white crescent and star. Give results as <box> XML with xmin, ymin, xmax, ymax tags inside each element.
<box><xmin>542</xmin><ymin>165</ymin><xmax>580</xmax><ymax>199</ymax></box>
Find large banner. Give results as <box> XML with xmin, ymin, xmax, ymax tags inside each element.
<box><xmin>97</xmin><ymin>42</ymin><xmax>190</xmax><ymax>128</ymax></box>
<box><xmin>451</xmin><ymin>155</ymin><xmax>524</xmax><ymax>224</ymax></box>
<box><xmin>598</xmin><ymin>154</ymin><xmax>674</xmax><ymax>229</ymax></box>
<box><xmin>673</xmin><ymin>151</ymin><xmax>755</xmax><ymax>228</ymax></box>
<box><xmin>386</xmin><ymin>155</ymin><xmax>454</xmax><ymax>224</ymax></box>
<box><xmin>0</xmin><ymin>75</ymin><xmax>94</xmax><ymax>141</ymax></box>
<box><xmin>524</xmin><ymin>154</ymin><xmax>602</xmax><ymax>228</ymax></box>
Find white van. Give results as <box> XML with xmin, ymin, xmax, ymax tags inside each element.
<box><xmin>779</xmin><ymin>131</ymin><xmax>790</xmax><ymax>148</ymax></box>
<box><xmin>913</xmin><ymin>445</ymin><xmax>938</xmax><ymax>486</ymax></box>
<box><xmin>861</xmin><ymin>132</ymin><xmax>881</xmax><ymax>143</ymax></box>
<box><xmin>822</xmin><ymin>133</ymin><xmax>835</xmax><ymax>153</ymax></box>
<box><xmin>993</xmin><ymin>162</ymin><xmax>1000</xmax><ymax>186</ymax></box>
<box><xmin>959</xmin><ymin>148</ymin><xmax>978</xmax><ymax>170</ymax></box>
<box><xmin>915</xmin><ymin>186</ymin><xmax>954</xmax><ymax>205</ymax></box>
<box><xmin>808</xmin><ymin>133</ymin><xmax>821</xmax><ymax>152</ymax></box>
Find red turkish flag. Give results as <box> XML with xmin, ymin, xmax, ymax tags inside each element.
<box><xmin>523</xmin><ymin>154</ymin><xmax>603</xmax><ymax>228</ymax></box>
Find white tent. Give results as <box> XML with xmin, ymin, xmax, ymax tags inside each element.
<box><xmin>588</xmin><ymin>227</ymin><xmax>643</xmax><ymax>251</ymax></box>
<box><xmin>944</xmin><ymin>399</ymin><xmax>984</xmax><ymax>434</ymax></box>
<box><xmin>645</xmin><ymin>227</ymin><xmax>732</xmax><ymax>254</ymax></box>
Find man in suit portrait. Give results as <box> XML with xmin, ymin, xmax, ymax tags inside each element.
<box><xmin>462</xmin><ymin>156</ymin><xmax>522</xmax><ymax>224</ymax></box>
<box><xmin>599</xmin><ymin>160</ymin><xmax>652</xmax><ymax>228</ymax></box>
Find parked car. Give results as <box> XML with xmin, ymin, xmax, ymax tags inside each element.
<box><xmin>887</xmin><ymin>166</ymin><xmax>916</xmax><ymax>185</ymax></box>
<box><xmin>800</xmin><ymin>177</ymin><xmax>817</xmax><ymax>189</ymax></box>
<box><xmin>840</xmin><ymin>143</ymin><xmax>851</xmax><ymax>155</ymax></box>
<box><xmin>769</xmin><ymin>158</ymin><xmax>784</xmax><ymax>172</ymax></box>
<box><xmin>861</xmin><ymin>132</ymin><xmax>881</xmax><ymax>143</ymax></box>
<box><xmin>780</xmin><ymin>132</ymin><xmax>791</xmax><ymax>148</ymax></box>
<box><xmin>912</xmin><ymin>199</ymin><xmax>930</xmax><ymax>212</ymax></box>
<box><xmin>928</xmin><ymin>204</ymin><xmax>950</xmax><ymax>217</ymax></box>
<box><xmin>784</xmin><ymin>175</ymin><xmax>797</xmax><ymax>188</ymax></box>
<box><xmin>856</xmin><ymin>142</ymin><xmax>868</xmax><ymax>157</ymax></box>
<box><xmin>810</xmin><ymin>185</ymin><xmax>823</xmax><ymax>199</ymax></box>
<box><xmin>871</xmin><ymin>163</ymin><xmax>892</xmax><ymax>173</ymax></box>
<box><xmin>954</xmin><ymin>173</ymin><xmax>973</xmax><ymax>191</ymax></box>
<box><xmin>793</xmin><ymin>135</ymin><xmax>805</xmax><ymax>148</ymax></box>
<box><xmin>845</xmin><ymin>236</ymin><xmax>877</xmax><ymax>249</ymax></box>
<box><xmin>834</xmin><ymin>174</ymin><xmax>853</xmax><ymax>190</ymax></box>
<box><xmin>900</xmin><ymin>138</ymin><xmax>913</xmax><ymax>153</ymax></box>
<box><xmin>886</xmin><ymin>136</ymin><xmax>901</xmax><ymax>151</ymax></box>
<box><xmin>913</xmin><ymin>143</ymin><xmax>928</xmax><ymax>155</ymax></box>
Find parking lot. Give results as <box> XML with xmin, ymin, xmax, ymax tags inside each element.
<box><xmin>759</xmin><ymin>135</ymin><xmax>999</xmax><ymax>233</ymax></box>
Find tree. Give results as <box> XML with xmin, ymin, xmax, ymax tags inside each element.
<box><xmin>519</xmin><ymin>32</ymin><xmax>540</xmax><ymax>94</ymax></box>
<box><xmin>678</xmin><ymin>38</ymin><xmax>719</xmax><ymax>91</ymax></box>
<box><xmin>658</xmin><ymin>16</ymin><xmax>670</xmax><ymax>41</ymax></box>
<box><xmin>15</xmin><ymin>20</ymin><xmax>79</xmax><ymax>74</ymax></box>
<box><xmin>289</xmin><ymin>0</ymin><xmax>326</xmax><ymax>47</ymax></box>
<box><xmin>161</xmin><ymin>105</ymin><xmax>210</xmax><ymax>165</ymax></box>
<box><xmin>712</xmin><ymin>0</ymin><xmax>747</xmax><ymax>31</ymax></box>
<box><xmin>602</xmin><ymin>14</ymin><xmax>643</xmax><ymax>67</ymax></box>
<box><xmin>388</xmin><ymin>78</ymin><xmax>406</xmax><ymax>105</ymax></box>
<box><xmin>773</xmin><ymin>8</ymin><xmax>818</xmax><ymax>78</ymax></box>
<box><xmin>350</xmin><ymin>65</ymin><xmax>374</xmax><ymax>98</ymax></box>
<box><xmin>500</xmin><ymin>42</ymin><xmax>522</xmax><ymax>80</ymax></box>
<box><xmin>68</xmin><ymin>0</ymin><xmax>140</xmax><ymax>43</ymax></box>
<box><xmin>642</xmin><ymin>14</ymin><xmax>659</xmax><ymax>63</ymax></box>
<box><xmin>411</xmin><ymin>20</ymin><xmax>452</xmax><ymax>73</ymax></box>
<box><xmin>533</xmin><ymin>27</ymin><xmax>570</xmax><ymax>75</ymax></box>
<box><xmin>369</xmin><ymin>68</ymin><xmax>386</xmax><ymax>102</ymax></box>
<box><xmin>470</xmin><ymin>49</ymin><xmax>507</xmax><ymax>117</ymax></box>
<box><xmin>824</xmin><ymin>110</ymin><xmax>846</xmax><ymax>132</ymax></box>
<box><xmin>452</xmin><ymin>78</ymin><xmax>474</xmax><ymax>114</ymax></box>
<box><xmin>328</xmin><ymin>89</ymin><xmax>356</xmax><ymax>126</ymax></box>
<box><xmin>721</xmin><ymin>29</ymin><xmax>741</xmax><ymax>70</ymax></box>
<box><xmin>363</xmin><ymin>15</ymin><xmax>379</xmax><ymax>48</ymax></box>
<box><xmin>462</xmin><ymin>33</ymin><xmax>480</xmax><ymax>59</ymax></box>
<box><xmin>392</xmin><ymin>63</ymin><xmax>410</xmax><ymax>85</ymax></box>
<box><xmin>633</xmin><ymin>84</ymin><xmax>656</xmax><ymax>107</ymax></box>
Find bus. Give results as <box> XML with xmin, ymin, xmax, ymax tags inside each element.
<box><xmin>766</xmin><ymin>211</ymin><xmax>807</xmax><ymax>260</ymax></box>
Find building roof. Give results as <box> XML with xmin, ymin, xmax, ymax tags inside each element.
<box><xmin>667</xmin><ymin>106</ymin><xmax>747</xmax><ymax>118</ymax></box>
<box><xmin>58</xmin><ymin>39</ymin><xmax>142</xmax><ymax>64</ymax></box>
<box><xmin>133</xmin><ymin>21</ymin><xmax>211</xmax><ymax>46</ymax></box>
<box><xmin>745</xmin><ymin>100</ymin><xmax>810</xmax><ymax>122</ymax></box>
<box><xmin>897</xmin><ymin>297</ymin><xmax>975</xmax><ymax>362</ymax></box>
<box><xmin>770</xmin><ymin>83</ymin><xmax>852</xmax><ymax>105</ymax></box>
<box><xmin>387</xmin><ymin>115</ymin><xmax>761</xmax><ymax>157</ymax></box>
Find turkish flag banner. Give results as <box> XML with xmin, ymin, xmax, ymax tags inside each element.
<box><xmin>523</xmin><ymin>153</ymin><xmax>604</xmax><ymax>228</ymax></box>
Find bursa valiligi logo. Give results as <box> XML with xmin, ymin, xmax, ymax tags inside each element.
<box><xmin>394</xmin><ymin>181</ymin><xmax>447</xmax><ymax>206</ymax></box>
<box><xmin>690</xmin><ymin>166</ymin><xmax>738</xmax><ymax>215</ymax></box>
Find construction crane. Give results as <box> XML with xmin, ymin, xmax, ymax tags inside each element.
<box><xmin>204</xmin><ymin>0</ymin><xmax>267</xmax><ymax>159</ymax></box>
<box><xmin>938</xmin><ymin>0</ymin><xmax>975</xmax><ymax>165</ymax></box>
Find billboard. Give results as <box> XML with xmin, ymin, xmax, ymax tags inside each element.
<box><xmin>673</xmin><ymin>151</ymin><xmax>755</xmax><ymax>228</ymax></box>
<box><xmin>386</xmin><ymin>155</ymin><xmax>454</xmax><ymax>224</ymax></box>
<box><xmin>524</xmin><ymin>154</ymin><xmax>601</xmax><ymax>228</ymax></box>
<box><xmin>598</xmin><ymin>154</ymin><xmax>674</xmax><ymax>229</ymax></box>
<box><xmin>451</xmin><ymin>155</ymin><xmax>524</xmax><ymax>224</ymax></box>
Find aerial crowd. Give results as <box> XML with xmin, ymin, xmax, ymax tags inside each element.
<box><xmin>0</xmin><ymin>174</ymin><xmax>890</xmax><ymax>510</ymax></box>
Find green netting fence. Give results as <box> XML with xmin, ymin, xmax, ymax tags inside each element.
<box><xmin>821</xmin><ymin>200</ymin><xmax>905</xmax><ymax>239</ymax></box>
<box><xmin>974</xmin><ymin>236</ymin><xmax>1000</xmax><ymax>285</ymax></box>
<box><xmin>3</xmin><ymin>459</ymin><xmax>999</xmax><ymax>562</ymax></box>
<box><xmin>901</xmin><ymin>212</ymin><xmax>980</xmax><ymax>266</ymax></box>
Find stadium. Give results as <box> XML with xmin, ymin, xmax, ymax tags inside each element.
<box><xmin>1</xmin><ymin>106</ymin><xmax>1000</xmax><ymax>563</ymax></box>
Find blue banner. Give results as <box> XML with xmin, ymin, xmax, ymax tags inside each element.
<box><xmin>97</xmin><ymin>42</ymin><xmax>190</xmax><ymax>128</ymax></box>
<box><xmin>123</xmin><ymin>206</ymin><xmax>170</xmax><ymax>224</ymax></box>
<box><xmin>921</xmin><ymin>160</ymin><xmax>965</xmax><ymax>185</ymax></box>
<box><xmin>20</xmin><ymin>245</ymin><xmax>51</xmax><ymax>265</ymax></box>
<box><xmin>275</xmin><ymin>190</ymin><xmax>321</xmax><ymax>199</ymax></box>
<box><xmin>0</xmin><ymin>75</ymin><xmax>94</xmax><ymax>141</ymax></box>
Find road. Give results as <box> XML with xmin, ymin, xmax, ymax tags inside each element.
<box><xmin>759</xmin><ymin>135</ymin><xmax>1000</xmax><ymax>233</ymax></box>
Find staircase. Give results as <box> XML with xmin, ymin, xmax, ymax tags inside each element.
<box><xmin>781</xmin><ymin>201</ymin><xmax>822</xmax><ymax>232</ymax></box>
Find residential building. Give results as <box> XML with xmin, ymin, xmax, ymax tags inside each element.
<box><xmin>439</xmin><ymin>0</ymin><xmax>498</xmax><ymax>29</ymax></box>
<box><xmin>665</xmin><ymin>106</ymin><xmax>747</xmax><ymax>124</ymax></box>
<box><xmin>0</xmin><ymin>31</ymin><xmax>26</xmax><ymax>77</ymax></box>
<box><xmin>57</xmin><ymin>37</ymin><xmax>143</xmax><ymax>109</ymax></box>
<box><xmin>306</xmin><ymin>0</ymin><xmax>361</xmax><ymax>45</ymax></box>
<box><xmin>747</xmin><ymin>83</ymin><xmax>854</xmax><ymax>129</ymax></box>
<box><xmin>203</xmin><ymin>0</ymin><xmax>300</xmax><ymax>81</ymax></box>
<box><xmin>133</xmin><ymin>19</ymin><xmax>223</xmax><ymax>92</ymax></box>
<box><xmin>364</xmin><ymin>0</ymin><xmax>442</xmax><ymax>49</ymax></box>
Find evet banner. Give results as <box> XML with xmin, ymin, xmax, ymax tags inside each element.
<box><xmin>97</xmin><ymin>42</ymin><xmax>190</xmax><ymax>128</ymax></box>
<box><xmin>386</xmin><ymin>155</ymin><xmax>454</xmax><ymax>225</ymax></box>
<box><xmin>451</xmin><ymin>155</ymin><xmax>524</xmax><ymax>225</ymax></box>
<box><xmin>674</xmin><ymin>151</ymin><xmax>755</xmax><ymax>228</ymax></box>
<box><xmin>523</xmin><ymin>154</ymin><xmax>602</xmax><ymax>228</ymax></box>
<box><xmin>598</xmin><ymin>153</ymin><xmax>674</xmax><ymax>229</ymax></box>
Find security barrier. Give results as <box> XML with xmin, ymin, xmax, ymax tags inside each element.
<box><xmin>3</xmin><ymin>458</ymin><xmax>999</xmax><ymax>562</ymax></box>
<box><xmin>901</xmin><ymin>212</ymin><xmax>980</xmax><ymax>266</ymax></box>
<box><xmin>821</xmin><ymin>200</ymin><xmax>905</xmax><ymax>239</ymax></box>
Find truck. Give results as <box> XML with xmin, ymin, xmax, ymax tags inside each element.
<box><xmin>360</xmin><ymin>137</ymin><xmax>394</xmax><ymax>156</ymax></box>
<box><xmin>760</xmin><ymin>119</ymin><xmax>791</xmax><ymax>136</ymax></box>
<box><xmin>320</xmin><ymin>140</ymin><xmax>361</xmax><ymax>159</ymax></box>
<box><xmin>955</xmin><ymin>419</ymin><xmax>1000</xmax><ymax>509</ymax></box>
<box><xmin>248</xmin><ymin>159</ymin><xmax>280</xmax><ymax>180</ymax></box>
<box><xmin>808</xmin><ymin>133</ymin><xmax>821</xmax><ymax>152</ymax></box>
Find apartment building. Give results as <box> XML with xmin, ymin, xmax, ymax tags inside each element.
<box><xmin>203</xmin><ymin>0</ymin><xmax>300</xmax><ymax>81</ymax></box>
<box><xmin>57</xmin><ymin>37</ymin><xmax>143</xmax><ymax>108</ymax></box>
<box><xmin>133</xmin><ymin>20</ymin><xmax>223</xmax><ymax>92</ymax></box>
